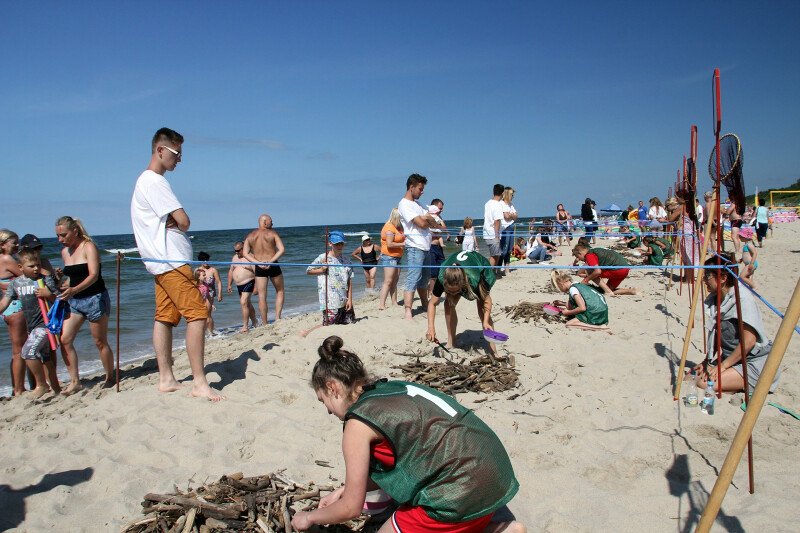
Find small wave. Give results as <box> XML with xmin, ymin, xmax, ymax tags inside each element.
<box><xmin>343</xmin><ymin>231</ymin><xmax>370</xmax><ymax>237</ymax></box>
<box><xmin>105</xmin><ymin>247</ymin><xmax>139</xmax><ymax>254</ymax></box>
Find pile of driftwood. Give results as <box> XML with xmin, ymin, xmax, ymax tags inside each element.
<box><xmin>503</xmin><ymin>301</ymin><xmax>562</xmax><ymax>324</ymax></box>
<box><xmin>393</xmin><ymin>356</ymin><xmax>519</xmax><ymax>395</ymax></box>
<box><xmin>122</xmin><ymin>471</ymin><xmax>371</xmax><ymax>533</ymax></box>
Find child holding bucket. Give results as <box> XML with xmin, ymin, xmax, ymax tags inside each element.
<box><xmin>550</xmin><ymin>271</ymin><xmax>610</xmax><ymax>332</ymax></box>
<box><xmin>0</xmin><ymin>249</ymin><xmax>62</xmax><ymax>398</ymax></box>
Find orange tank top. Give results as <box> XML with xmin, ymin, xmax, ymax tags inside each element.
<box><xmin>381</xmin><ymin>222</ymin><xmax>405</xmax><ymax>258</ymax></box>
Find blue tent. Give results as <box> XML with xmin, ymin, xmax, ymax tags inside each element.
<box><xmin>599</xmin><ymin>203</ymin><xmax>623</xmax><ymax>213</ymax></box>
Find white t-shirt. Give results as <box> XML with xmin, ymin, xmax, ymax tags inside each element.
<box><xmin>130</xmin><ymin>169</ymin><xmax>193</xmax><ymax>275</ymax></box>
<box><xmin>398</xmin><ymin>198</ymin><xmax>431</xmax><ymax>251</ymax></box>
<box><xmin>500</xmin><ymin>202</ymin><xmax>517</xmax><ymax>230</ymax></box>
<box><xmin>483</xmin><ymin>199</ymin><xmax>504</xmax><ymax>240</ymax></box>
<box><xmin>648</xmin><ymin>206</ymin><xmax>667</xmax><ymax>220</ymax></box>
<box><xmin>568</xmin><ymin>286</ymin><xmax>581</xmax><ymax>299</ymax></box>
<box><xmin>696</xmin><ymin>204</ymin><xmax>704</xmax><ymax>225</ymax></box>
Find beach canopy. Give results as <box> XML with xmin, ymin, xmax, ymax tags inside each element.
<box><xmin>599</xmin><ymin>203</ymin><xmax>623</xmax><ymax>213</ymax></box>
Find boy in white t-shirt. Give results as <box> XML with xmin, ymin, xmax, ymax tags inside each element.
<box><xmin>130</xmin><ymin>127</ymin><xmax>222</xmax><ymax>402</ymax></box>
<box><xmin>483</xmin><ymin>184</ymin><xmax>505</xmax><ymax>266</ymax></box>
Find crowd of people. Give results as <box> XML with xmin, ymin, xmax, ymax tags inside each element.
<box><xmin>2</xmin><ymin>126</ymin><xmax>789</xmax><ymax>532</ymax></box>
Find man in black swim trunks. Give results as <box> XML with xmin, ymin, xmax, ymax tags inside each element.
<box><xmin>227</xmin><ymin>241</ymin><xmax>258</xmax><ymax>332</ymax></box>
<box><xmin>243</xmin><ymin>214</ymin><xmax>286</xmax><ymax>324</ymax></box>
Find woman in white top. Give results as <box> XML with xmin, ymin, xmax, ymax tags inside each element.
<box><xmin>499</xmin><ymin>187</ymin><xmax>518</xmax><ymax>274</ymax></box>
<box><xmin>648</xmin><ymin>197</ymin><xmax>668</xmax><ymax>236</ymax></box>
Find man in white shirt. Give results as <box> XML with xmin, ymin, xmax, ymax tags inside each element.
<box><xmin>398</xmin><ymin>173</ymin><xmax>441</xmax><ymax>319</ymax></box>
<box><xmin>483</xmin><ymin>184</ymin><xmax>505</xmax><ymax>266</ymax></box>
<box><xmin>130</xmin><ymin>128</ymin><xmax>223</xmax><ymax>402</ymax></box>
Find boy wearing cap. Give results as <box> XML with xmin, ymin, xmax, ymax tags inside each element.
<box><xmin>307</xmin><ymin>230</ymin><xmax>355</xmax><ymax>326</ymax></box>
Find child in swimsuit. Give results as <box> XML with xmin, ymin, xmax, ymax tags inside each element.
<box><xmin>194</xmin><ymin>252</ymin><xmax>222</xmax><ymax>335</ymax></box>
<box><xmin>739</xmin><ymin>226</ymin><xmax>758</xmax><ymax>288</ymax></box>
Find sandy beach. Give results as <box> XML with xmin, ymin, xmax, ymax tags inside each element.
<box><xmin>1</xmin><ymin>224</ymin><xmax>798</xmax><ymax>532</ymax></box>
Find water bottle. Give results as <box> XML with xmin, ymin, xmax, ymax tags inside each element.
<box><xmin>685</xmin><ymin>371</ymin><xmax>698</xmax><ymax>407</ymax></box>
<box><xmin>701</xmin><ymin>380</ymin><xmax>715</xmax><ymax>415</ymax></box>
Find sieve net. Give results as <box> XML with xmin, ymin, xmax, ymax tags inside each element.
<box><xmin>708</xmin><ymin>133</ymin><xmax>745</xmax><ymax>216</ymax></box>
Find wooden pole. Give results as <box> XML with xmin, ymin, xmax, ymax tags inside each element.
<box><xmin>696</xmin><ymin>278</ymin><xmax>800</xmax><ymax>532</ymax></box>
<box><xmin>116</xmin><ymin>252</ymin><xmax>121</xmax><ymax>392</ymax></box>
<box><xmin>673</xmin><ymin>191</ymin><xmax>717</xmax><ymax>400</ymax></box>
<box><xmin>324</xmin><ymin>227</ymin><xmax>329</xmax><ymax>323</ymax></box>
<box><xmin>731</xmin><ymin>276</ymin><xmax>755</xmax><ymax>494</ymax></box>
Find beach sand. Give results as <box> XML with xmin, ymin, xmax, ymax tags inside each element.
<box><xmin>1</xmin><ymin>224</ymin><xmax>799</xmax><ymax>532</ymax></box>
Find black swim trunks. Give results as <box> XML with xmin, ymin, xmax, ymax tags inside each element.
<box><xmin>731</xmin><ymin>219</ymin><xmax>743</xmax><ymax>229</ymax></box>
<box><xmin>236</xmin><ymin>279</ymin><xmax>255</xmax><ymax>295</ymax></box>
<box><xmin>255</xmin><ymin>264</ymin><xmax>282</xmax><ymax>278</ymax></box>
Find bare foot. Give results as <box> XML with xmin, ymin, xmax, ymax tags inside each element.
<box><xmin>238</xmin><ymin>327</ymin><xmax>249</xmax><ymax>333</ymax></box>
<box><xmin>29</xmin><ymin>386</ymin><xmax>50</xmax><ymax>400</ymax></box>
<box><xmin>100</xmin><ymin>380</ymin><xmax>115</xmax><ymax>389</ymax></box>
<box><xmin>404</xmin><ymin>308</ymin><xmax>414</xmax><ymax>320</ymax></box>
<box><xmin>191</xmin><ymin>384</ymin><xmax>225</xmax><ymax>402</ymax></box>
<box><xmin>378</xmin><ymin>306</ymin><xmax>386</xmax><ymax>311</ymax></box>
<box><xmin>158</xmin><ymin>380</ymin><xmax>183</xmax><ymax>393</ymax></box>
<box><xmin>63</xmin><ymin>382</ymin><xmax>84</xmax><ymax>396</ymax></box>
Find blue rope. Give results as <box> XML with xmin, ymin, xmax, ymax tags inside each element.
<box><xmin>724</xmin><ymin>266</ymin><xmax>800</xmax><ymax>336</ymax></box>
<box><xmin>122</xmin><ymin>256</ymin><xmax>730</xmax><ymax>271</ymax></box>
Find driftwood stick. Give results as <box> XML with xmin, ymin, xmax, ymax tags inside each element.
<box><xmin>121</xmin><ymin>516</ymin><xmax>157</xmax><ymax>533</ymax></box>
<box><xmin>166</xmin><ymin>514</ymin><xmax>186</xmax><ymax>533</ymax></box>
<box><xmin>143</xmin><ymin>493</ymin><xmax>242</xmax><ymax>519</ymax></box>
<box><xmin>141</xmin><ymin>503</ymin><xmax>184</xmax><ymax>514</ymax></box>
<box><xmin>256</xmin><ymin>517</ymin><xmax>274</xmax><ymax>533</ymax></box>
<box><xmin>181</xmin><ymin>508</ymin><xmax>196</xmax><ymax>533</ymax></box>
<box><xmin>281</xmin><ymin>495</ymin><xmax>292</xmax><ymax>533</ymax></box>
<box><xmin>291</xmin><ymin>488</ymin><xmax>320</xmax><ymax>502</ymax></box>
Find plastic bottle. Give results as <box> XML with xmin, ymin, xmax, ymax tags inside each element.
<box><xmin>685</xmin><ymin>371</ymin><xmax>698</xmax><ymax>407</ymax></box>
<box><xmin>701</xmin><ymin>380</ymin><xmax>715</xmax><ymax>415</ymax></box>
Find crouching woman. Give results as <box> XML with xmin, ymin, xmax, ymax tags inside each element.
<box><xmin>291</xmin><ymin>335</ymin><xmax>524</xmax><ymax>533</ymax></box>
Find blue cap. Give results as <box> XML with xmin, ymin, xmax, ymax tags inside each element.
<box><xmin>329</xmin><ymin>230</ymin><xmax>345</xmax><ymax>244</ymax></box>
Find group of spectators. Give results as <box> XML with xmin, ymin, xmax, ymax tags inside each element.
<box><xmin>1</xmin><ymin>221</ymin><xmax>114</xmax><ymax>399</ymax></box>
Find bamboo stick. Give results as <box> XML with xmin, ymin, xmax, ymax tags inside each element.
<box><xmin>696</xmin><ymin>278</ymin><xmax>800</xmax><ymax>532</ymax></box>
<box><xmin>673</xmin><ymin>191</ymin><xmax>717</xmax><ymax>399</ymax></box>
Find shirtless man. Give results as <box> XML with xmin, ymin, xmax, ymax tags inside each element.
<box><xmin>243</xmin><ymin>214</ymin><xmax>286</xmax><ymax>324</ymax></box>
<box><xmin>227</xmin><ymin>241</ymin><xmax>258</xmax><ymax>332</ymax></box>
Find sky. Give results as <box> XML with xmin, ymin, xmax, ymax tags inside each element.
<box><xmin>2</xmin><ymin>1</ymin><xmax>799</xmax><ymax>236</ymax></box>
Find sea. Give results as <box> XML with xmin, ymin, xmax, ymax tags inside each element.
<box><xmin>1</xmin><ymin>219</ymin><xmax>506</xmax><ymax>396</ymax></box>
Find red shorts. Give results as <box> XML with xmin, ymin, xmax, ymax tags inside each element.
<box><xmin>391</xmin><ymin>506</ymin><xmax>493</xmax><ymax>533</ymax></box>
<box><xmin>601</xmin><ymin>268</ymin><xmax>629</xmax><ymax>290</ymax></box>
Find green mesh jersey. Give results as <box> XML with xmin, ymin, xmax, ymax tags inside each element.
<box><xmin>588</xmin><ymin>247</ymin><xmax>629</xmax><ymax>266</ymax></box>
<box><xmin>436</xmin><ymin>251</ymin><xmax>496</xmax><ymax>302</ymax></box>
<box><xmin>345</xmin><ymin>380</ymin><xmax>519</xmax><ymax>522</ymax></box>
<box><xmin>569</xmin><ymin>283</ymin><xmax>609</xmax><ymax>325</ymax></box>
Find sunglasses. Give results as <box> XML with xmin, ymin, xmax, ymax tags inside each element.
<box><xmin>159</xmin><ymin>145</ymin><xmax>182</xmax><ymax>157</ymax></box>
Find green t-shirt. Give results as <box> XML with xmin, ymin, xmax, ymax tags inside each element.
<box><xmin>434</xmin><ymin>251</ymin><xmax>496</xmax><ymax>301</ymax></box>
<box><xmin>346</xmin><ymin>380</ymin><xmax>519</xmax><ymax>521</ymax></box>
<box><xmin>569</xmin><ymin>283</ymin><xmax>609</xmax><ymax>325</ymax></box>
<box><xmin>588</xmin><ymin>247</ymin><xmax>629</xmax><ymax>266</ymax></box>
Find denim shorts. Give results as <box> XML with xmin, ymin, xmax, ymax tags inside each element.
<box><xmin>379</xmin><ymin>255</ymin><xmax>400</xmax><ymax>267</ymax></box>
<box><xmin>69</xmin><ymin>290</ymin><xmax>111</xmax><ymax>322</ymax></box>
<box><xmin>404</xmin><ymin>247</ymin><xmax>431</xmax><ymax>292</ymax></box>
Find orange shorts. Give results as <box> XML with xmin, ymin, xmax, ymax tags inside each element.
<box><xmin>391</xmin><ymin>506</ymin><xmax>493</xmax><ymax>533</ymax></box>
<box><xmin>154</xmin><ymin>264</ymin><xmax>208</xmax><ymax>326</ymax></box>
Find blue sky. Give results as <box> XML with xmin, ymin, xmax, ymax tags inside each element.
<box><xmin>2</xmin><ymin>1</ymin><xmax>798</xmax><ymax>236</ymax></box>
